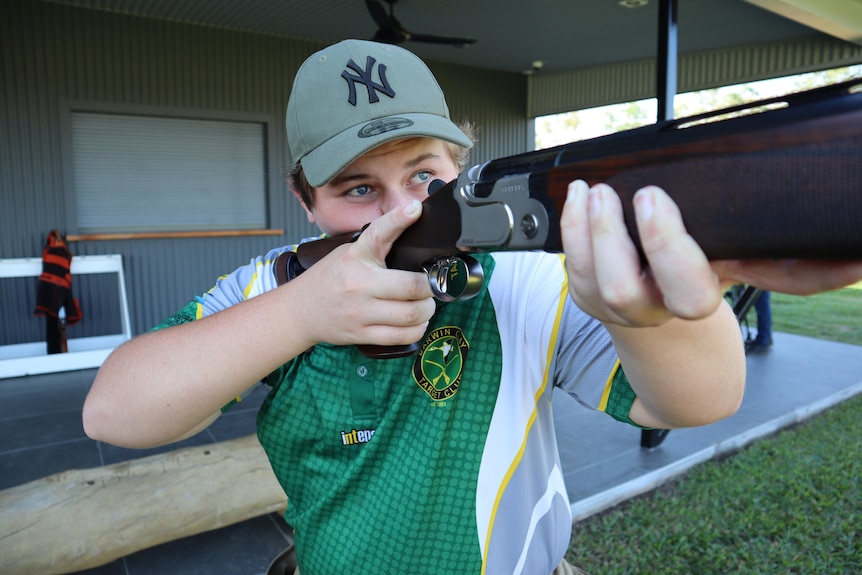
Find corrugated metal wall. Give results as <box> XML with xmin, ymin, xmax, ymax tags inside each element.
<box><xmin>528</xmin><ymin>36</ymin><xmax>862</xmax><ymax>118</ymax></box>
<box><xmin>0</xmin><ymin>0</ymin><xmax>529</xmax><ymax>343</ymax></box>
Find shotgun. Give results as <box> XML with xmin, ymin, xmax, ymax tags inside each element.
<box><xmin>277</xmin><ymin>78</ymin><xmax>862</xmax><ymax>357</ymax></box>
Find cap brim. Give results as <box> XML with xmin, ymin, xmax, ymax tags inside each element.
<box><xmin>301</xmin><ymin>112</ymin><xmax>473</xmax><ymax>188</ymax></box>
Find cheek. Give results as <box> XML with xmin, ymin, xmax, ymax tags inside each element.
<box><xmin>312</xmin><ymin>201</ymin><xmax>382</xmax><ymax>235</ymax></box>
<box><xmin>443</xmin><ymin>166</ymin><xmax>460</xmax><ymax>181</ymax></box>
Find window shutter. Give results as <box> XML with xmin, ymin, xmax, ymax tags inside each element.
<box><xmin>72</xmin><ymin>112</ymin><xmax>267</xmax><ymax>233</ymax></box>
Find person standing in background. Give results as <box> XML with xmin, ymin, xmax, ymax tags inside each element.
<box><xmin>746</xmin><ymin>290</ymin><xmax>773</xmax><ymax>354</ymax></box>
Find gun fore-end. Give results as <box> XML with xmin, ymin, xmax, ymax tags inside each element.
<box><xmin>475</xmin><ymin>78</ymin><xmax>862</xmax><ymax>261</ymax></box>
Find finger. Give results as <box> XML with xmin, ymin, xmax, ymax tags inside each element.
<box><xmin>588</xmin><ymin>184</ymin><xmax>666</xmax><ymax>323</ymax></box>
<box><xmin>366</xmin><ymin>297</ymin><xmax>437</xmax><ymax>329</ymax></box>
<box><xmin>307</xmin><ymin>269</ymin><xmax>435</xmax><ymax>346</ymax></box>
<box><xmin>634</xmin><ymin>186</ymin><xmax>722</xmax><ymax>318</ymax></box>
<box><xmin>327</xmin><ymin>300</ymin><xmax>433</xmax><ymax>347</ymax></box>
<box><xmin>371</xmin><ymin>267</ymin><xmax>435</xmax><ymax>302</ymax></box>
<box><xmin>357</xmin><ymin>320</ymin><xmax>432</xmax><ymax>347</ymax></box>
<box><xmin>560</xmin><ymin>180</ymin><xmax>598</xmax><ymax>298</ymax></box>
<box><xmin>353</xmin><ymin>199</ymin><xmax>423</xmax><ymax>266</ymax></box>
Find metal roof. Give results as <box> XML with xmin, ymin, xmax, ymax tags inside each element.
<box><xmin>41</xmin><ymin>0</ymin><xmax>862</xmax><ymax>75</ymax></box>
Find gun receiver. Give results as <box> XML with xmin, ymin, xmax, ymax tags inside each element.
<box><xmin>283</xmin><ymin>79</ymin><xmax>862</xmax><ymax>358</ymax></box>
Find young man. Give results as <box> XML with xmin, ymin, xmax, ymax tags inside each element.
<box><xmin>83</xmin><ymin>40</ymin><xmax>862</xmax><ymax>574</ymax></box>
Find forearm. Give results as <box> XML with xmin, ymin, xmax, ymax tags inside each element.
<box><xmin>83</xmin><ymin>284</ymin><xmax>317</xmax><ymax>448</ymax></box>
<box><xmin>607</xmin><ymin>300</ymin><xmax>746</xmax><ymax>429</ymax></box>
<box><xmin>84</xmin><ymin>229</ymin><xmax>435</xmax><ymax>448</ymax></box>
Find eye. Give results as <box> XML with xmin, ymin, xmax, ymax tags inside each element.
<box><xmin>409</xmin><ymin>171</ymin><xmax>432</xmax><ymax>185</ymax></box>
<box><xmin>345</xmin><ymin>184</ymin><xmax>374</xmax><ymax>198</ymax></box>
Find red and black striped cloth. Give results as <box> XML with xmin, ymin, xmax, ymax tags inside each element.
<box><xmin>34</xmin><ymin>230</ymin><xmax>82</xmax><ymax>325</ymax></box>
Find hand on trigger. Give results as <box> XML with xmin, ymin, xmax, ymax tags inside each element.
<box><xmin>292</xmin><ymin>200</ymin><xmax>436</xmax><ymax>347</ymax></box>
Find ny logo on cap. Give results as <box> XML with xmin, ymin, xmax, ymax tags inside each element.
<box><xmin>341</xmin><ymin>56</ymin><xmax>396</xmax><ymax>107</ymax></box>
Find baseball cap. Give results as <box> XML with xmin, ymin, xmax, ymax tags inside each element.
<box><xmin>286</xmin><ymin>39</ymin><xmax>473</xmax><ymax>187</ymax></box>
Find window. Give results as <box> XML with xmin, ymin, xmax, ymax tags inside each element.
<box><xmin>68</xmin><ymin>110</ymin><xmax>270</xmax><ymax>234</ymax></box>
<box><xmin>535</xmin><ymin>65</ymin><xmax>862</xmax><ymax>150</ymax></box>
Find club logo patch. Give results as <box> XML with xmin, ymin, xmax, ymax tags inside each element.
<box><xmin>413</xmin><ymin>326</ymin><xmax>469</xmax><ymax>402</ymax></box>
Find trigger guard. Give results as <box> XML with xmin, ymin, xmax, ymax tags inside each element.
<box><xmin>424</xmin><ymin>256</ymin><xmax>484</xmax><ymax>302</ymax></box>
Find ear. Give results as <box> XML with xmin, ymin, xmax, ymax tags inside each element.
<box><xmin>290</xmin><ymin>187</ymin><xmax>317</xmax><ymax>225</ymax></box>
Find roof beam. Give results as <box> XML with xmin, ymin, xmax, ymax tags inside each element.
<box><xmin>743</xmin><ymin>0</ymin><xmax>862</xmax><ymax>45</ymax></box>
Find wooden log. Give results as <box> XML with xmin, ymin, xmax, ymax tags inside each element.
<box><xmin>0</xmin><ymin>434</ymin><xmax>287</xmax><ymax>575</ymax></box>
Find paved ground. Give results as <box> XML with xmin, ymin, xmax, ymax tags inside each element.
<box><xmin>2</xmin><ymin>331</ymin><xmax>860</xmax><ymax>574</ymax></box>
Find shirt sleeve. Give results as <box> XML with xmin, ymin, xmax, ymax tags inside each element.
<box><xmin>553</xmin><ymin>295</ymin><xmax>647</xmax><ymax>427</ymax></box>
<box><xmin>147</xmin><ymin>243</ymin><xmax>300</xmax><ymax>410</ymax></box>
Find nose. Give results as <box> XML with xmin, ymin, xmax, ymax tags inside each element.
<box><xmin>379</xmin><ymin>186</ymin><xmax>426</xmax><ymax>214</ymax></box>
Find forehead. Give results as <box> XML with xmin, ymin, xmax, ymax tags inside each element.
<box><xmin>359</xmin><ymin>137</ymin><xmax>448</xmax><ymax>160</ymax></box>
<box><xmin>314</xmin><ymin>136</ymin><xmax>459</xmax><ymax>193</ymax></box>
<box><xmin>330</xmin><ymin>138</ymin><xmax>456</xmax><ymax>179</ymax></box>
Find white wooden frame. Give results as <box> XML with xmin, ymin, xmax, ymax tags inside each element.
<box><xmin>0</xmin><ymin>254</ymin><xmax>132</xmax><ymax>379</ymax></box>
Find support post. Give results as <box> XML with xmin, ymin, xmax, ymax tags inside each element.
<box><xmin>641</xmin><ymin>0</ymin><xmax>679</xmax><ymax>450</ymax></box>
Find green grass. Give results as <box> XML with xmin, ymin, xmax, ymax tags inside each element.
<box><xmin>769</xmin><ymin>282</ymin><xmax>862</xmax><ymax>346</ymax></box>
<box><xmin>566</xmin><ymin>283</ymin><xmax>862</xmax><ymax>575</ymax></box>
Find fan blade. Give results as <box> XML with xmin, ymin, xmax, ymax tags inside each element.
<box><xmin>364</xmin><ymin>0</ymin><xmax>478</xmax><ymax>47</ymax></box>
<box><xmin>366</xmin><ymin>0</ymin><xmax>410</xmax><ymax>44</ymax></box>
<box><xmin>365</xmin><ymin>0</ymin><xmax>392</xmax><ymax>29</ymax></box>
<box><xmin>409</xmin><ymin>32</ymin><xmax>478</xmax><ymax>46</ymax></box>
<box><xmin>373</xmin><ymin>28</ymin><xmax>409</xmax><ymax>44</ymax></box>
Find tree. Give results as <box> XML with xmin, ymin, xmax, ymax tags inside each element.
<box><xmin>535</xmin><ymin>111</ymin><xmax>580</xmax><ymax>149</ymax></box>
<box><xmin>673</xmin><ymin>84</ymin><xmax>761</xmax><ymax>118</ymax></box>
<box><xmin>603</xmin><ymin>101</ymin><xmax>653</xmax><ymax>132</ymax></box>
<box><xmin>791</xmin><ymin>65</ymin><xmax>861</xmax><ymax>90</ymax></box>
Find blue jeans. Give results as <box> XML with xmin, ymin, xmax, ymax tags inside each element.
<box><xmin>754</xmin><ymin>290</ymin><xmax>772</xmax><ymax>345</ymax></box>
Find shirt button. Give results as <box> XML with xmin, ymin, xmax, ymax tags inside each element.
<box><xmin>356</xmin><ymin>365</ymin><xmax>369</xmax><ymax>378</ymax></box>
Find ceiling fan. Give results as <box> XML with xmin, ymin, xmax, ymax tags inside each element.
<box><xmin>365</xmin><ymin>0</ymin><xmax>478</xmax><ymax>47</ymax></box>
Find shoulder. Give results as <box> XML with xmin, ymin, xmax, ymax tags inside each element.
<box><xmin>196</xmin><ymin>238</ymin><xmax>318</xmax><ymax>315</ymax></box>
<box><xmin>486</xmin><ymin>251</ymin><xmax>566</xmax><ymax>296</ymax></box>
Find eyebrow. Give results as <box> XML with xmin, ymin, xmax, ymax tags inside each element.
<box><xmin>405</xmin><ymin>153</ymin><xmax>441</xmax><ymax>168</ymax></box>
<box><xmin>328</xmin><ymin>171</ymin><xmax>367</xmax><ymax>188</ymax></box>
<box><xmin>329</xmin><ymin>152</ymin><xmax>443</xmax><ymax>187</ymax></box>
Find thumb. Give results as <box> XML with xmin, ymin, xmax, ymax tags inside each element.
<box><xmin>353</xmin><ymin>200</ymin><xmax>423</xmax><ymax>266</ymax></box>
